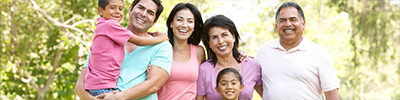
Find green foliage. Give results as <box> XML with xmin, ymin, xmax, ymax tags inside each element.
<box><xmin>1</xmin><ymin>0</ymin><xmax>96</xmax><ymax>99</ymax></box>
<box><xmin>327</xmin><ymin>0</ymin><xmax>400</xmax><ymax>99</ymax></box>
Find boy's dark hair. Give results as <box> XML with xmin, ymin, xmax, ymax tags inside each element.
<box><xmin>275</xmin><ymin>2</ymin><xmax>305</xmax><ymax>23</ymax></box>
<box><xmin>98</xmin><ymin>0</ymin><xmax>124</xmax><ymax>10</ymax></box>
<box><xmin>202</xmin><ymin>15</ymin><xmax>241</xmax><ymax>66</ymax></box>
<box><xmin>216</xmin><ymin>68</ymin><xmax>243</xmax><ymax>87</ymax></box>
<box><xmin>166</xmin><ymin>3</ymin><xmax>203</xmax><ymax>46</ymax></box>
<box><xmin>130</xmin><ymin>0</ymin><xmax>164</xmax><ymax>22</ymax></box>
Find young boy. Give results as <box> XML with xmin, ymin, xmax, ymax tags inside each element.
<box><xmin>84</xmin><ymin>0</ymin><xmax>168</xmax><ymax>96</ymax></box>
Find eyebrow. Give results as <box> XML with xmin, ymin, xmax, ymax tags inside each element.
<box><xmin>279</xmin><ymin>17</ymin><xmax>297</xmax><ymax>20</ymax></box>
<box><xmin>176</xmin><ymin>16</ymin><xmax>193</xmax><ymax>20</ymax></box>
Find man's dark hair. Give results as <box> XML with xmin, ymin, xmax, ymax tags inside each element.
<box><xmin>98</xmin><ymin>0</ymin><xmax>124</xmax><ymax>10</ymax></box>
<box><xmin>275</xmin><ymin>2</ymin><xmax>305</xmax><ymax>23</ymax></box>
<box><xmin>166</xmin><ymin>3</ymin><xmax>203</xmax><ymax>46</ymax></box>
<box><xmin>130</xmin><ymin>0</ymin><xmax>164</xmax><ymax>22</ymax></box>
<box><xmin>216</xmin><ymin>68</ymin><xmax>243</xmax><ymax>87</ymax></box>
<box><xmin>202</xmin><ymin>15</ymin><xmax>241</xmax><ymax>66</ymax></box>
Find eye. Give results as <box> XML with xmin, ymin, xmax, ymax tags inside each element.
<box><xmin>148</xmin><ymin>11</ymin><xmax>155</xmax><ymax>16</ymax></box>
<box><xmin>188</xmin><ymin>20</ymin><xmax>194</xmax><ymax>23</ymax></box>
<box><xmin>221</xmin><ymin>82</ymin><xmax>226</xmax><ymax>86</ymax></box>
<box><xmin>110</xmin><ymin>7</ymin><xmax>115</xmax><ymax>9</ymax></box>
<box><xmin>211</xmin><ymin>36</ymin><xmax>217</xmax><ymax>39</ymax></box>
<box><xmin>119</xmin><ymin>7</ymin><xmax>123</xmax><ymax>11</ymax></box>
<box><xmin>232</xmin><ymin>82</ymin><xmax>237</xmax><ymax>85</ymax></box>
<box><xmin>177</xmin><ymin>19</ymin><xmax>182</xmax><ymax>21</ymax></box>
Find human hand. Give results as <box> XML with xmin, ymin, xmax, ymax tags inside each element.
<box><xmin>148</xmin><ymin>32</ymin><xmax>169</xmax><ymax>41</ymax></box>
<box><xmin>238</xmin><ymin>50</ymin><xmax>254</xmax><ymax>62</ymax></box>
<box><xmin>96</xmin><ymin>91</ymin><xmax>122</xmax><ymax>100</ymax></box>
<box><xmin>145</xmin><ymin>66</ymin><xmax>151</xmax><ymax>80</ymax></box>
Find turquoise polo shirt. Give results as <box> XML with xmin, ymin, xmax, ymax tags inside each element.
<box><xmin>83</xmin><ymin>40</ymin><xmax>172</xmax><ymax>100</ymax></box>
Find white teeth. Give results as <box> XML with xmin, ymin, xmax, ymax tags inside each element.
<box><xmin>285</xmin><ymin>30</ymin><xmax>293</xmax><ymax>32</ymax></box>
<box><xmin>226</xmin><ymin>92</ymin><xmax>233</xmax><ymax>94</ymax></box>
<box><xmin>218</xmin><ymin>46</ymin><xmax>227</xmax><ymax>50</ymax></box>
<box><xmin>179</xmin><ymin>30</ymin><xmax>187</xmax><ymax>33</ymax></box>
<box><xmin>137</xmin><ymin>18</ymin><xmax>145</xmax><ymax>24</ymax></box>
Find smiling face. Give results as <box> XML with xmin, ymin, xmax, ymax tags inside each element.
<box><xmin>215</xmin><ymin>72</ymin><xmax>244</xmax><ymax>100</ymax></box>
<box><xmin>98</xmin><ymin>0</ymin><xmax>124</xmax><ymax>22</ymax></box>
<box><xmin>208</xmin><ymin>27</ymin><xmax>235</xmax><ymax>57</ymax></box>
<box><xmin>275</xmin><ymin>7</ymin><xmax>305</xmax><ymax>44</ymax></box>
<box><xmin>170</xmin><ymin>9</ymin><xmax>195</xmax><ymax>41</ymax></box>
<box><xmin>129</xmin><ymin>0</ymin><xmax>157</xmax><ymax>32</ymax></box>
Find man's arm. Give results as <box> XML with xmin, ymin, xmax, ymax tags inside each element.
<box><xmin>74</xmin><ymin>67</ymin><xmax>95</xmax><ymax>100</ymax></box>
<box><xmin>106</xmin><ymin>65</ymin><xmax>169</xmax><ymax>99</ymax></box>
<box><xmin>254</xmin><ymin>85</ymin><xmax>263</xmax><ymax>97</ymax></box>
<box><xmin>196</xmin><ymin>95</ymin><xmax>205</xmax><ymax>100</ymax></box>
<box><xmin>324</xmin><ymin>88</ymin><xmax>339</xmax><ymax>100</ymax></box>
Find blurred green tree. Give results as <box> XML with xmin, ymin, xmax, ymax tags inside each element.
<box><xmin>1</xmin><ymin>0</ymin><xmax>97</xmax><ymax>99</ymax></box>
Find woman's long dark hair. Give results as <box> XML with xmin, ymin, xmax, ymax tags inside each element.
<box><xmin>166</xmin><ymin>3</ymin><xmax>203</xmax><ymax>46</ymax></box>
<box><xmin>202</xmin><ymin>15</ymin><xmax>241</xmax><ymax>66</ymax></box>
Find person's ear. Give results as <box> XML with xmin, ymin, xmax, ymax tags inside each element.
<box><xmin>215</xmin><ymin>87</ymin><xmax>220</xmax><ymax>94</ymax></box>
<box><xmin>98</xmin><ymin>7</ymin><xmax>103</xmax><ymax>17</ymax></box>
<box><xmin>301</xmin><ymin>21</ymin><xmax>306</xmax><ymax>30</ymax></box>
<box><xmin>153</xmin><ymin>20</ymin><xmax>158</xmax><ymax>25</ymax></box>
<box><xmin>274</xmin><ymin>23</ymin><xmax>278</xmax><ymax>32</ymax></box>
<box><xmin>239</xmin><ymin>85</ymin><xmax>244</xmax><ymax>92</ymax></box>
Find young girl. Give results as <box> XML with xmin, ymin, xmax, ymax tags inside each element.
<box><xmin>215</xmin><ymin>68</ymin><xmax>244</xmax><ymax>100</ymax></box>
<box><xmin>84</xmin><ymin>0</ymin><xmax>168</xmax><ymax>96</ymax></box>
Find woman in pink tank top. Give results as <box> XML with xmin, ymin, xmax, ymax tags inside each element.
<box><xmin>157</xmin><ymin>3</ymin><xmax>206</xmax><ymax>100</ymax></box>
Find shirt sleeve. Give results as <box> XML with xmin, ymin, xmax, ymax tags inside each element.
<box><xmin>318</xmin><ymin>47</ymin><xmax>340</xmax><ymax>92</ymax></box>
<box><xmin>82</xmin><ymin>50</ymin><xmax>90</xmax><ymax>68</ymax></box>
<box><xmin>255</xmin><ymin>61</ymin><xmax>263</xmax><ymax>86</ymax></box>
<box><xmin>197</xmin><ymin>63</ymin><xmax>207</xmax><ymax>96</ymax></box>
<box><xmin>149</xmin><ymin>41</ymin><xmax>173</xmax><ymax>75</ymax></box>
<box><xmin>105</xmin><ymin>21</ymin><xmax>133</xmax><ymax>46</ymax></box>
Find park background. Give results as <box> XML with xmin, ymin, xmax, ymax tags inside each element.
<box><xmin>1</xmin><ymin>0</ymin><xmax>399</xmax><ymax>99</ymax></box>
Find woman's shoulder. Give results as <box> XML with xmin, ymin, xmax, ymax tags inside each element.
<box><xmin>243</xmin><ymin>58</ymin><xmax>260</xmax><ymax>65</ymax></box>
<box><xmin>242</xmin><ymin>58</ymin><xmax>261</xmax><ymax>68</ymax></box>
<box><xmin>199</xmin><ymin>59</ymin><xmax>214</xmax><ymax>68</ymax></box>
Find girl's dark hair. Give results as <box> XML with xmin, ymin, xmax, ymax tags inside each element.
<box><xmin>202</xmin><ymin>15</ymin><xmax>241</xmax><ymax>66</ymax></box>
<box><xmin>166</xmin><ymin>3</ymin><xmax>203</xmax><ymax>46</ymax></box>
<box><xmin>130</xmin><ymin>0</ymin><xmax>164</xmax><ymax>22</ymax></box>
<box><xmin>98</xmin><ymin>0</ymin><xmax>124</xmax><ymax>10</ymax></box>
<box><xmin>216</xmin><ymin>68</ymin><xmax>243</xmax><ymax>87</ymax></box>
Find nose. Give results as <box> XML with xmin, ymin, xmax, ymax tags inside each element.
<box><xmin>182</xmin><ymin>21</ymin><xmax>188</xmax><ymax>28</ymax></box>
<box><xmin>218</xmin><ymin>36</ymin><xmax>224</xmax><ymax>44</ymax></box>
<box><xmin>227</xmin><ymin>83</ymin><xmax>233</xmax><ymax>90</ymax></box>
<box><xmin>141</xmin><ymin>10</ymin><xmax>147</xmax><ymax>17</ymax></box>
<box><xmin>283</xmin><ymin>19</ymin><xmax>291</xmax><ymax>26</ymax></box>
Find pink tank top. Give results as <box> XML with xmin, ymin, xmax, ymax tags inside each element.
<box><xmin>157</xmin><ymin>44</ymin><xmax>199</xmax><ymax>100</ymax></box>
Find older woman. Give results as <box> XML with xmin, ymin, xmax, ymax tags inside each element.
<box><xmin>196</xmin><ymin>15</ymin><xmax>263</xmax><ymax>100</ymax></box>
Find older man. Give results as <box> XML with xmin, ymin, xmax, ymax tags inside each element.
<box><xmin>256</xmin><ymin>2</ymin><xmax>340</xmax><ymax>100</ymax></box>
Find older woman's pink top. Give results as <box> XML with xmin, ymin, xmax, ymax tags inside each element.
<box><xmin>157</xmin><ymin>44</ymin><xmax>199</xmax><ymax>100</ymax></box>
<box><xmin>197</xmin><ymin>58</ymin><xmax>262</xmax><ymax>100</ymax></box>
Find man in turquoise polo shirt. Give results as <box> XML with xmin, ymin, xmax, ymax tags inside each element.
<box><xmin>75</xmin><ymin>0</ymin><xmax>172</xmax><ymax>99</ymax></box>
